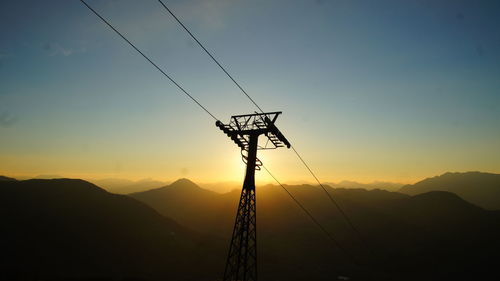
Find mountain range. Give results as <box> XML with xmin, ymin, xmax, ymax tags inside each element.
<box><xmin>2</xmin><ymin>172</ymin><xmax>500</xmax><ymax>280</ymax></box>
<box><xmin>400</xmin><ymin>171</ymin><xmax>500</xmax><ymax>209</ymax></box>
<box><xmin>131</xmin><ymin>177</ymin><xmax>500</xmax><ymax>281</ymax></box>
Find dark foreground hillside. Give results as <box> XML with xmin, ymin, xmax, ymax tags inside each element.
<box><xmin>2</xmin><ymin>177</ymin><xmax>500</xmax><ymax>281</ymax></box>
<box><xmin>0</xmin><ymin>179</ymin><xmax>224</xmax><ymax>281</ymax></box>
<box><xmin>132</xmin><ymin>179</ymin><xmax>500</xmax><ymax>281</ymax></box>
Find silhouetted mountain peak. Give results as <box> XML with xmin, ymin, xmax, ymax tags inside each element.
<box><xmin>170</xmin><ymin>178</ymin><xmax>200</xmax><ymax>189</ymax></box>
<box><xmin>170</xmin><ymin>178</ymin><xmax>200</xmax><ymax>188</ymax></box>
<box><xmin>130</xmin><ymin>178</ymin><xmax>213</xmax><ymax>198</ymax></box>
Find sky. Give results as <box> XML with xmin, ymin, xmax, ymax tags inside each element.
<box><xmin>1</xmin><ymin>0</ymin><xmax>499</xmax><ymax>184</ymax></box>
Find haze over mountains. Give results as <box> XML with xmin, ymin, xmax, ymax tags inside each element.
<box><xmin>94</xmin><ymin>179</ymin><xmax>405</xmax><ymax>194</ymax></box>
<box><xmin>323</xmin><ymin>181</ymin><xmax>404</xmax><ymax>192</ymax></box>
<box><xmin>1</xmin><ymin>172</ymin><xmax>500</xmax><ymax>280</ymax></box>
<box><xmin>88</xmin><ymin>178</ymin><xmax>169</xmax><ymax>194</ymax></box>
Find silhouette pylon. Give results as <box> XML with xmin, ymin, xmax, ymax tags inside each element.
<box><xmin>216</xmin><ymin>112</ymin><xmax>290</xmax><ymax>281</ymax></box>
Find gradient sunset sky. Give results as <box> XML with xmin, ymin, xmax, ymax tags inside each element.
<box><xmin>1</xmin><ymin>0</ymin><xmax>499</xmax><ymax>184</ymax></box>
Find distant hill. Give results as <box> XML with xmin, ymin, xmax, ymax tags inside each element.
<box><xmin>399</xmin><ymin>172</ymin><xmax>500</xmax><ymax>209</ymax></box>
<box><xmin>89</xmin><ymin>178</ymin><xmax>169</xmax><ymax>194</ymax></box>
<box><xmin>131</xmin><ymin>179</ymin><xmax>500</xmax><ymax>281</ymax></box>
<box><xmin>131</xmin><ymin>178</ymin><xmax>235</xmax><ymax>236</ymax></box>
<box><xmin>0</xmin><ymin>175</ymin><xmax>16</xmax><ymax>181</ymax></box>
<box><xmin>0</xmin><ymin>178</ymin><xmax>224</xmax><ymax>280</ymax></box>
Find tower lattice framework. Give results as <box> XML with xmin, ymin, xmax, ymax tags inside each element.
<box><xmin>216</xmin><ymin>112</ymin><xmax>290</xmax><ymax>281</ymax></box>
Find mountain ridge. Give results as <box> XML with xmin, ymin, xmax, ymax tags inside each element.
<box><xmin>130</xmin><ymin>177</ymin><xmax>500</xmax><ymax>280</ymax></box>
<box><xmin>2</xmin><ymin>175</ymin><xmax>500</xmax><ymax>280</ymax></box>
<box><xmin>0</xmin><ymin>178</ymin><xmax>224</xmax><ymax>280</ymax></box>
<box><xmin>399</xmin><ymin>171</ymin><xmax>500</xmax><ymax>209</ymax></box>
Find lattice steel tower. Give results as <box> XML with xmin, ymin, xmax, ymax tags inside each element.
<box><xmin>216</xmin><ymin>112</ymin><xmax>291</xmax><ymax>281</ymax></box>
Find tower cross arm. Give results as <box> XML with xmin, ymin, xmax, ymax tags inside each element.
<box><xmin>215</xmin><ymin>111</ymin><xmax>291</xmax><ymax>150</ymax></box>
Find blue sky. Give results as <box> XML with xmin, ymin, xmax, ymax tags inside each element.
<box><xmin>1</xmin><ymin>0</ymin><xmax>499</xmax><ymax>183</ymax></box>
